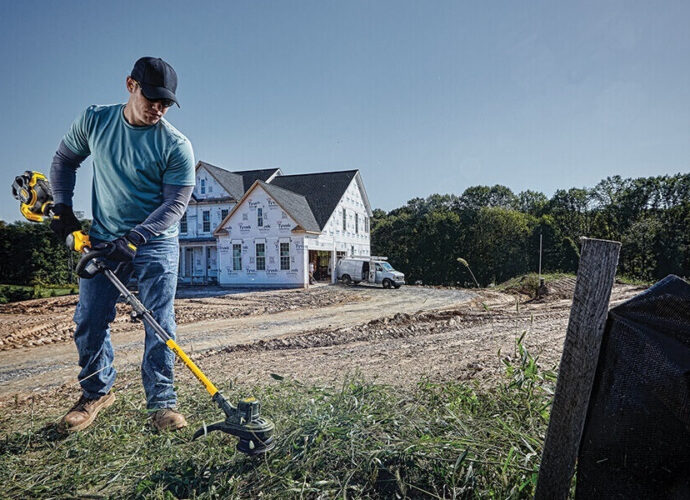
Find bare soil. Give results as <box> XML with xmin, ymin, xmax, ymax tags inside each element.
<box><xmin>0</xmin><ymin>286</ymin><xmax>363</xmax><ymax>351</ymax></box>
<box><xmin>0</xmin><ymin>281</ymin><xmax>645</xmax><ymax>408</ymax></box>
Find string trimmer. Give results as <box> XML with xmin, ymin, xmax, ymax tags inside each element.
<box><xmin>12</xmin><ymin>171</ymin><xmax>275</xmax><ymax>455</ymax></box>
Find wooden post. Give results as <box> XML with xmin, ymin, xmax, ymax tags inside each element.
<box><xmin>535</xmin><ymin>237</ymin><xmax>621</xmax><ymax>499</ymax></box>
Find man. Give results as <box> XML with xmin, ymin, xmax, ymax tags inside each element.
<box><xmin>49</xmin><ymin>57</ymin><xmax>195</xmax><ymax>433</ymax></box>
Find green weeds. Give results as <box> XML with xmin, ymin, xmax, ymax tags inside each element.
<box><xmin>614</xmin><ymin>275</ymin><xmax>654</xmax><ymax>286</ymax></box>
<box><xmin>1</xmin><ymin>336</ymin><xmax>553</xmax><ymax>499</ymax></box>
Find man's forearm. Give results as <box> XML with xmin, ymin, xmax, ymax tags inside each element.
<box><xmin>132</xmin><ymin>184</ymin><xmax>194</xmax><ymax>241</ymax></box>
<box><xmin>50</xmin><ymin>141</ymin><xmax>88</xmax><ymax>206</ymax></box>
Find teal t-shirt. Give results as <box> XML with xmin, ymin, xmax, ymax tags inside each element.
<box><xmin>62</xmin><ymin>104</ymin><xmax>195</xmax><ymax>241</ymax></box>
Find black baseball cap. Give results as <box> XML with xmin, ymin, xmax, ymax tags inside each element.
<box><xmin>130</xmin><ymin>57</ymin><xmax>180</xmax><ymax>107</ymax></box>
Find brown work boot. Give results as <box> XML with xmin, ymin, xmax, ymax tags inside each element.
<box><xmin>150</xmin><ymin>408</ymin><xmax>188</xmax><ymax>431</ymax></box>
<box><xmin>57</xmin><ymin>391</ymin><xmax>115</xmax><ymax>434</ymax></box>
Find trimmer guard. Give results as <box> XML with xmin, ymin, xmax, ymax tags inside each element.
<box><xmin>193</xmin><ymin>392</ymin><xmax>276</xmax><ymax>455</ymax></box>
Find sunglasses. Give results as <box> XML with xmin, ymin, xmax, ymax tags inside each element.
<box><xmin>134</xmin><ymin>81</ymin><xmax>175</xmax><ymax>108</ymax></box>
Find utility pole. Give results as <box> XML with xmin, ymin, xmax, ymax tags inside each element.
<box><xmin>539</xmin><ymin>232</ymin><xmax>543</xmax><ymax>288</ymax></box>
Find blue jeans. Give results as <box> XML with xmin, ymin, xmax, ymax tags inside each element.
<box><xmin>73</xmin><ymin>236</ymin><xmax>180</xmax><ymax>409</ymax></box>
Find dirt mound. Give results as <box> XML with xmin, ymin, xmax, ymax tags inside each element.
<box><xmin>538</xmin><ymin>276</ymin><xmax>578</xmax><ymax>300</ymax></box>
<box><xmin>0</xmin><ymin>300</ymin><xmax>134</xmax><ymax>350</ymax></box>
<box><xmin>0</xmin><ymin>294</ymin><xmax>79</xmax><ymax>314</ymax></box>
<box><xmin>217</xmin><ymin>308</ymin><xmax>515</xmax><ymax>355</ymax></box>
<box><xmin>497</xmin><ymin>274</ymin><xmax>579</xmax><ymax>302</ymax></box>
<box><xmin>173</xmin><ymin>287</ymin><xmax>361</xmax><ymax>323</ymax></box>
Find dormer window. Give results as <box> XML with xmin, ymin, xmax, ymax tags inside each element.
<box><xmin>200</xmin><ymin>179</ymin><xmax>206</xmax><ymax>195</ymax></box>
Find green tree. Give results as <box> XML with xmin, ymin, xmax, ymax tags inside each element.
<box><xmin>466</xmin><ymin>207</ymin><xmax>536</xmax><ymax>285</ymax></box>
<box><xmin>516</xmin><ymin>190</ymin><xmax>549</xmax><ymax>216</ymax></box>
<box><xmin>0</xmin><ymin>221</ymin><xmax>76</xmax><ymax>285</ymax></box>
<box><xmin>548</xmin><ymin>188</ymin><xmax>593</xmax><ymax>242</ymax></box>
<box><xmin>456</xmin><ymin>185</ymin><xmax>517</xmax><ymax>212</ymax></box>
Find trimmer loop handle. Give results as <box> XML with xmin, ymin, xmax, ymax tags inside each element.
<box><xmin>75</xmin><ymin>244</ymin><xmax>112</xmax><ymax>279</ymax></box>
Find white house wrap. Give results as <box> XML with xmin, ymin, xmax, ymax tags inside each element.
<box><xmin>179</xmin><ymin>162</ymin><xmax>372</xmax><ymax>288</ymax></box>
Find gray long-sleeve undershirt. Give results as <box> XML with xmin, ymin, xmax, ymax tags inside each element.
<box><xmin>50</xmin><ymin>140</ymin><xmax>194</xmax><ymax>241</ymax></box>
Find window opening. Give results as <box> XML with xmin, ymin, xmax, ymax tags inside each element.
<box><xmin>256</xmin><ymin>243</ymin><xmax>266</xmax><ymax>270</ymax></box>
<box><xmin>280</xmin><ymin>242</ymin><xmax>290</xmax><ymax>270</ymax></box>
<box><xmin>233</xmin><ymin>244</ymin><xmax>242</xmax><ymax>271</ymax></box>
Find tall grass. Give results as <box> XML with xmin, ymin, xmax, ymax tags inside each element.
<box><xmin>1</xmin><ymin>336</ymin><xmax>554</xmax><ymax>499</ymax></box>
<box><xmin>496</xmin><ymin>273</ymin><xmax>575</xmax><ymax>297</ymax></box>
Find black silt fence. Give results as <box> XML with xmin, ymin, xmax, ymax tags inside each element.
<box><xmin>577</xmin><ymin>275</ymin><xmax>690</xmax><ymax>499</ymax></box>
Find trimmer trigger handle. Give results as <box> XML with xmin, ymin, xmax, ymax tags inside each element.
<box><xmin>66</xmin><ymin>230</ymin><xmax>91</xmax><ymax>253</ymax></box>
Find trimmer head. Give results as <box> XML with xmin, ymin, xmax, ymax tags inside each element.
<box><xmin>193</xmin><ymin>392</ymin><xmax>275</xmax><ymax>455</ymax></box>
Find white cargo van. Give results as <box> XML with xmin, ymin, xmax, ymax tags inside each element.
<box><xmin>335</xmin><ymin>256</ymin><xmax>405</xmax><ymax>289</ymax></box>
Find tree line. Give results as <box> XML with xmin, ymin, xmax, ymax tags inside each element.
<box><xmin>0</xmin><ymin>220</ymin><xmax>85</xmax><ymax>286</ymax></box>
<box><xmin>370</xmin><ymin>174</ymin><xmax>689</xmax><ymax>286</ymax></box>
<box><xmin>1</xmin><ymin>173</ymin><xmax>687</xmax><ymax>288</ymax></box>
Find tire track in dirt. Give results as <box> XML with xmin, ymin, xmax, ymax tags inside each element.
<box><xmin>190</xmin><ymin>283</ymin><xmax>645</xmax><ymax>389</ymax></box>
<box><xmin>0</xmin><ymin>286</ymin><xmax>475</xmax><ymax>400</ymax></box>
<box><xmin>0</xmin><ymin>287</ymin><xmax>364</xmax><ymax>351</ymax></box>
<box><xmin>0</xmin><ymin>282</ymin><xmax>644</xmax><ymax>404</ymax></box>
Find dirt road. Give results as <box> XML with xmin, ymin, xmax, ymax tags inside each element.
<box><xmin>194</xmin><ymin>281</ymin><xmax>644</xmax><ymax>391</ymax></box>
<box><xmin>0</xmin><ymin>281</ymin><xmax>647</xmax><ymax>407</ymax></box>
<box><xmin>0</xmin><ymin>285</ymin><xmax>476</xmax><ymax>399</ymax></box>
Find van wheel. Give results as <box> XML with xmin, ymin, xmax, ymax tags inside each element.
<box><xmin>382</xmin><ymin>279</ymin><xmax>392</xmax><ymax>289</ymax></box>
<box><xmin>342</xmin><ymin>275</ymin><xmax>352</xmax><ymax>285</ymax></box>
<box><xmin>394</xmin><ymin>284</ymin><xmax>401</xmax><ymax>289</ymax></box>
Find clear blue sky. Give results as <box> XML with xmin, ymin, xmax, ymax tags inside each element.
<box><xmin>1</xmin><ymin>0</ymin><xmax>688</xmax><ymax>222</ymax></box>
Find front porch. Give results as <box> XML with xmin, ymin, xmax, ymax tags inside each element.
<box><xmin>178</xmin><ymin>238</ymin><xmax>218</xmax><ymax>285</ymax></box>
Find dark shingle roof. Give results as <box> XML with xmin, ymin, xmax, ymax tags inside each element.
<box><xmin>198</xmin><ymin>162</ymin><xmax>245</xmax><ymax>200</ymax></box>
<box><xmin>233</xmin><ymin>168</ymin><xmax>282</xmax><ymax>192</ymax></box>
<box><xmin>258</xmin><ymin>181</ymin><xmax>320</xmax><ymax>232</ymax></box>
<box><xmin>269</xmin><ymin>170</ymin><xmax>358</xmax><ymax>229</ymax></box>
<box><xmin>197</xmin><ymin>163</ymin><xmax>281</xmax><ymax>200</ymax></box>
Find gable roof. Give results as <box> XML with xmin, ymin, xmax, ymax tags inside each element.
<box><xmin>214</xmin><ymin>180</ymin><xmax>320</xmax><ymax>235</ymax></box>
<box><xmin>196</xmin><ymin>161</ymin><xmax>245</xmax><ymax>200</ymax></box>
<box><xmin>196</xmin><ymin>162</ymin><xmax>282</xmax><ymax>200</ymax></box>
<box><xmin>268</xmin><ymin>170</ymin><xmax>359</xmax><ymax>229</ymax></box>
<box><xmin>259</xmin><ymin>181</ymin><xmax>320</xmax><ymax>232</ymax></box>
